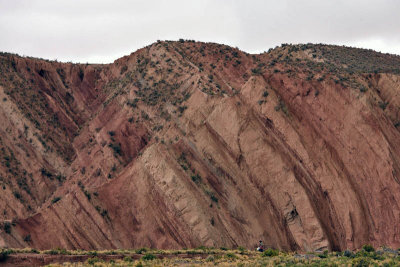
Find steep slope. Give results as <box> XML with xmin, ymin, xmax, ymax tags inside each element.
<box><xmin>1</xmin><ymin>41</ymin><xmax>400</xmax><ymax>252</ymax></box>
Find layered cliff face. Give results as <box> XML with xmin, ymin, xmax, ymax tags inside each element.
<box><xmin>1</xmin><ymin>41</ymin><xmax>400</xmax><ymax>252</ymax></box>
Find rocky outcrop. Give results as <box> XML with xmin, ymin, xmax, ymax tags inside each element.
<box><xmin>1</xmin><ymin>42</ymin><xmax>400</xmax><ymax>251</ymax></box>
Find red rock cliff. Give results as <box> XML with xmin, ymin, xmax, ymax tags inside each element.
<box><xmin>1</xmin><ymin>41</ymin><xmax>400</xmax><ymax>252</ymax></box>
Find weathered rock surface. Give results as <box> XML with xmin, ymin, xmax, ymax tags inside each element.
<box><xmin>1</xmin><ymin>41</ymin><xmax>400</xmax><ymax>251</ymax></box>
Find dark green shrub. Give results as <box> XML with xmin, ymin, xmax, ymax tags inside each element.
<box><xmin>178</xmin><ymin>105</ymin><xmax>187</xmax><ymax>114</ymax></box>
<box><xmin>78</xmin><ymin>68</ymin><xmax>84</xmax><ymax>81</ymax></box>
<box><xmin>24</xmin><ymin>234</ymin><xmax>31</xmax><ymax>242</ymax></box>
<box><xmin>3</xmin><ymin>222</ymin><xmax>11</xmax><ymax>234</ymax></box>
<box><xmin>225</xmin><ymin>252</ymin><xmax>237</xmax><ymax>259</ymax></box>
<box><xmin>123</xmin><ymin>256</ymin><xmax>133</xmax><ymax>262</ymax></box>
<box><xmin>251</xmin><ymin>68</ymin><xmax>262</xmax><ymax>75</ymax></box>
<box><xmin>59</xmin><ymin>248</ymin><xmax>68</xmax><ymax>255</ymax></box>
<box><xmin>48</xmin><ymin>248</ymin><xmax>68</xmax><ymax>255</ymax></box>
<box><xmin>359</xmin><ymin>86</ymin><xmax>368</xmax><ymax>93</ymax></box>
<box><xmin>318</xmin><ymin>250</ymin><xmax>328</xmax><ymax>258</ymax></box>
<box><xmin>187</xmin><ymin>250</ymin><xmax>197</xmax><ymax>254</ymax></box>
<box><xmin>87</xmin><ymin>257</ymin><xmax>102</xmax><ymax>265</ymax></box>
<box><xmin>370</xmin><ymin>252</ymin><xmax>384</xmax><ymax>260</ymax></box>
<box><xmin>0</xmin><ymin>250</ymin><xmax>11</xmax><ymax>262</ymax></box>
<box><xmin>191</xmin><ymin>174</ymin><xmax>202</xmax><ymax>184</ymax></box>
<box><xmin>351</xmin><ymin>257</ymin><xmax>371</xmax><ymax>267</ymax></box>
<box><xmin>362</xmin><ymin>244</ymin><xmax>375</xmax><ymax>252</ymax></box>
<box><xmin>210</xmin><ymin>217</ymin><xmax>215</xmax><ymax>226</ymax></box>
<box><xmin>84</xmin><ymin>190</ymin><xmax>91</xmax><ymax>200</ymax></box>
<box><xmin>206</xmin><ymin>255</ymin><xmax>215</xmax><ymax>262</ymax></box>
<box><xmin>108</xmin><ymin>143</ymin><xmax>122</xmax><ymax>156</ymax></box>
<box><xmin>237</xmin><ymin>246</ymin><xmax>246</xmax><ymax>254</ymax></box>
<box><xmin>38</xmin><ymin>69</ymin><xmax>46</xmax><ymax>77</ymax></box>
<box><xmin>210</xmin><ymin>194</ymin><xmax>218</xmax><ymax>203</ymax></box>
<box><xmin>100</xmin><ymin>209</ymin><xmax>108</xmax><ymax>217</ymax></box>
<box><xmin>88</xmin><ymin>251</ymin><xmax>97</xmax><ymax>256</ymax></box>
<box><xmin>379</xmin><ymin>102</ymin><xmax>388</xmax><ymax>110</ymax></box>
<box><xmin>262</xmin><ymin>248</ymin><xmax>279</xmax><ymax>257</ymax></box>
<box><xmin>52</xmin><ymin>197</ymin><xmax>61</xmax><ymax>204</ymax></box>
<box><xmin>120</xmin><ymin>65</ymin><xmax>128</xmax><ymax>74</ymax></box>
<box><xmin>142</xmin><ymin>253</ymin><xmax>156</xmax><ymax>260</ymax></box>
<box><xmin>13</xmin><ymin>191</ymin><xmax>22</xmax><ymax>201</ymax></box>
<box><xmin>344</xmin><ymin>250</ymin><xmax>354</xmax><ymax>257</ymax></box>
<box><xmin>135</xmin><ymin>247</ymin><xmax>148</xmax><ymax>254</ymax></box>
<box><xmin>48</xmin><ymin>249</ymin><xmax>59</xmax><ymax>255</ymax></box>
<box><xmin>40</xmin><ymin>168</ymin><xmax>53</xmax><ymax>178</ymax></box>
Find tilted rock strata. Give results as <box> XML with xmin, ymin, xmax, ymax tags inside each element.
<box><xmin>0</xmin><ymin>41</ymin><xmax>400</xmax><ymax>251</ymax></box>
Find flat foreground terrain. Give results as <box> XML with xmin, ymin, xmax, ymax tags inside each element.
<box><xmin>2</xmin><ymin>246</ymin><xmax>400</xmax><ymax>266</ymax></box>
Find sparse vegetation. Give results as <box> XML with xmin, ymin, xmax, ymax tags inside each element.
<box><xmin>123</xmin><ymin>255</ymin><xmax>133</xmax><ymax>262</ymax></box>
<box><xmin>301</xmin><ymin>44</ymin><xmax>400</xmax><ymax>74</ymax></box>
<box><xmin>108</xmin><ymin>142</ymin><xmax>122</xmax><ymax>156</ymax></box>
<box><xmin>274</xmin><ymin>100</ymin><xmax>289</xmax><ymax>116</ymax></box>
<box><xmin>23</xmin><ymin>234</ymin><xmax>31</xmax><ymax>242</ymax></box>
<box><xmin>251</xmin><ymin>68</ymin><xmax>262</xmax><ymax>75</ymax></box>
<box><xmin>78</xmin><ymin>68</ymin><xmax>84</xmax><ymax>81</ymax></box>
<box><xmin>3</xmin><ymin>221</ymin><xmax>11</xmax><ymax>234</ymax></box>
<box><xmin>142</xmin><ymin>253</ymin><xmax>156</xmax><ymax>261</ymax></box>
<box><xmin>0</xmin><ymin>249</ymin><xmax>11</xmax><ymax>262</ymax></box>
<box><xmin>206</xmin><ymin>190</ymin><xmax>218</xmax><ymax>203</ymax></box>
<box><xmin>262</xmin><ymin>248</ymin><xmax>279</xmax><ymax>257</ymax></box>
<box><xmin>191</xmin><ymin>174</ymin><xmax>202</xmax><ymax>184</ymax></box>
<box><xmin>362</xmin><ymin>244</ymin><xmax>375</xmax><ymax>253</ymax></box>
<box><xmin>51</xmin><ymin>196</ymin><xmax>61</xmax><ymax>204</ymax></box>
<box><xmin>379</xmin><ymin>101</ymin><xmax>389</xmax><ymax>110</ymax></box>
<box><xmin>0</xmin><ymin>246</ymin><xmax>399</xmax><ymax>266</ymax></box>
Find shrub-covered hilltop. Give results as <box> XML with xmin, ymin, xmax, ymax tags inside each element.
<box><xmin>2</xmin><ymin>246</ymin><xmax>400</xmax><ymax>266</ymax></box>
<box><xmin>1</xmin><ymin>40</ymin><xmax>400</xmax><ymax>252</ymax></box>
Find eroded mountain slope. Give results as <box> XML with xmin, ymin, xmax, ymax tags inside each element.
<box><xmin>1</xmin><ymin>41</ymin><xmax>400</xmax><ymax>252</ymax></box>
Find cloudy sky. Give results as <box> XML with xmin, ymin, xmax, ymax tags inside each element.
<box><xmin>0</xmin><ymin>0</ymin><xmax>399</xmax><ymax>63</ymax></box>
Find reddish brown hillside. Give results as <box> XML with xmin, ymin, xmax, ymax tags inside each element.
<box><xmin>1</xmin><ymin>41</ymin><xmax>400</xmax><ymax>252</ymax></box>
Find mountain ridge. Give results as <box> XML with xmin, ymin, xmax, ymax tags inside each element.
<box><xmin>1</xmin><ymin>40</ymin><xmax>400</xmax><ymax>252</ymax></box>
<box><xmin>2</xmin><ymin>40</ymin><xmax>400</xmax><ymax>64</ymax></box>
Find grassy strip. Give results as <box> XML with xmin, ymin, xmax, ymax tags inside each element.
<box><xmin>1</xmin><ymin>245</ymin><xmax>399</xmax><ymax>266</ymax></box>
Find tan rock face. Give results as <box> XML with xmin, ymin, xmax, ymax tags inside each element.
<box><xmin>0</xmin><ymin>42</ymin><xmax>400</xmax><ymax>251</ymax></box>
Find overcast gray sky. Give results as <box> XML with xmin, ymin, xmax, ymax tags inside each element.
<box><xmin>1</xmin><ymin>0</ymin><xmax>399</xmax><ymax>63</ymax></box>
